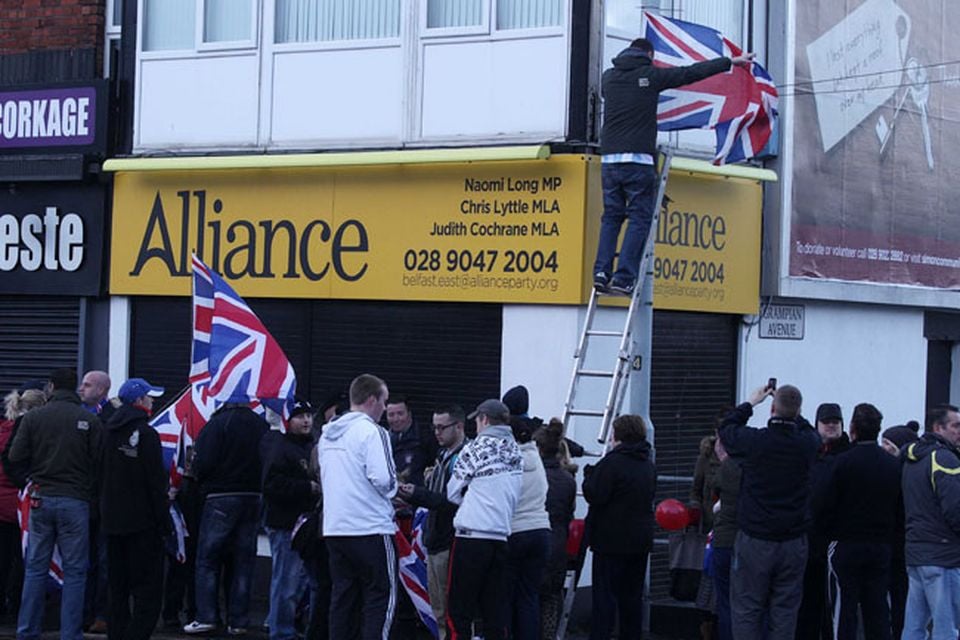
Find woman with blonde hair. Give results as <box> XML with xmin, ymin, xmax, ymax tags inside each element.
<box><xmin>0</xmin><ymin>386</ymin><xmax>45</xmax><ymax>616</ymax></box>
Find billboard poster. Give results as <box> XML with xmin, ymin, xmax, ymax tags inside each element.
<box><xmin>792</xmin><ymin>0</ymin><xmax>960</xmax><ymax>287</ymax></box>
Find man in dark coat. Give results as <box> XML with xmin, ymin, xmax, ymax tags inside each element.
<box><xmin>718</xmin><ymin>383</ymin><xmax>820</xmax><ymax>640</ymax></box>
<box><xmin>582</xmin><ymin>414</ymin><xmax>656</xmax><ymax>640</ymax></box>
<box><xmin>99</xmin><ymin>377</ymin><xmax>169</xmax><ymax>640</ymax></box>
<box><xmin>592</xmin><ymin>37</ymin><xmax>754</xmax><ymax>295</ymax></box>
<box><xmin>260</xmin><ymin>400</ymin><xmax>321</xmax><ymax>640</ymax></box>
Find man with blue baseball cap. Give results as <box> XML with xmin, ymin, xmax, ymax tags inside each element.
<box><xmin>100</xmin><ymin>376</ymin><xmax>169</xmax><ymax>640</ymax></box>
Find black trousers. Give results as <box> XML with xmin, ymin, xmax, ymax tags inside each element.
<box><xmin>326</xmin><ymin>534</ymin><xmax>397</xmax><ymax>640</ymax></box>
<box><xmin>106</xmin><ymin>529</ymin><xmax>164</xmax><ymax>640</ymax></box>
<box><xmin>830</xmin><ymin>540</ymin><xmax>892</xmax><ymax>640</ymax></box>
<box><xmin>0</xmin><ymin>521</ymin><xmax>22</xmax><ymax>614</ymax></box>
<box><xmin>589</xmin><ymin>550</ymin><xmax>650</xmax><ymax>640</ymax></box>
<box><xmin>447</xmin><ymin>537</ymin><xmax>509</xmax><ymax>640</ymax></box>
<box><xmin>795</xmin><ymin>536</ymin><xmax>833</xmax><ymax>640</ymax></box>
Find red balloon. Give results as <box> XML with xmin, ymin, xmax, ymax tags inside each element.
<box><xmin>655</xmin><ymin>498</ymin><xmax>690</xmax><ymax>531</ymax></box>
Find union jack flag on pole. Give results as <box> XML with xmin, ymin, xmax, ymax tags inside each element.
<box><xmin>643</xmin><ymin>11</ymin><xmax>779</xmax><ymax>165</ymax></box>
<box><xmin>152</xmin><ymin>256</ymin><xmax>296</xmax><ymax>478</ymax></box>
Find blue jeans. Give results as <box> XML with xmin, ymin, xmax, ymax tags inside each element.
<box><xmin>593</xmin><ymin>162</ymin><xmax>658</xmax><ymax>286</ymax></box>
<box><xmin>902</xmin><ymin>565</ymin><xmax>960</xmax><ymax>640</ymax></box>
<box><xmin>266</xmin><ymin>527</ymin><xmax>308</xmax><ymax>640</ymax></box>
<box><xmin>506</xmin><ymin>528</ymin><xmax>551</xmax><ymax>640</ymax></box>
<box><xmin>712</xmin><ymin>546</ymin><xmax>733</xmax><ymax>640</ymax></box>
<box><xmin>17</xmin><ymin>496</ymin><xmax>89</xmax><ymax>640</ymax></box>
<box><xmin>194</xmin><ymin>495</ymin><xmax>260</xmax><ymax>628</ymax></box>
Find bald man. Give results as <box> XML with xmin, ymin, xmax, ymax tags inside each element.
<box><xmin>79</xmin><ymin>371</ymin><xmax>115</xmax><ymax>423</ymax></box>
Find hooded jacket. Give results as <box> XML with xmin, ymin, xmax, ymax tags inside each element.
<box><xmin>192</xmin><ymin>405</ymin><xmax>268</xmax><ymax>496</ymax></box>
<box><xmin>600</xmin><ymin>47</ymin><xmax>732</xmax><ymax>156</ymax></box>
<box><xmin>902</xmin><ymin>433</ymin><xmax>960</xmax><ymax>567</ymax></box>
<box><xmin>582</xmin><ymin>439</ymin><xmax>656</xmax><ymax>555</ymax></box>
<box><xmin>319</xmin><ymin>411</ymin><xmax>397</xmax><ymax>536</ymax></box>
<box><xmin>510</xmin><ymin>441</ymin><xmax>551</xmax><ymax>534</ymax></box>
<box><xmin>9</xmin><ymin>389</ymin><xmax>102</xmax><ymax>502</ymax></box>
<box><xmin>99</xmin><ymin>403</ymin><xmax>169</xmax><ymax>536</ymax></box>
<box><xmin>447</xmin><ymin>424</ymin><xmax>523</xmax><ymax>541</ymax></box>
<box><xmin>718</xmin><ymin>403</ymin><xmax>820</xmax><ymax>541</ymax></box>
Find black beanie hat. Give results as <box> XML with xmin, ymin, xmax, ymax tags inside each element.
<box><xmin>883</xmin><ymin>425</ymin><xmax>919</xmax><ymax>450</ymax></box>
<box><xmin>502</xmin><ymin>385</ymin><xmax>530</xmax><ymax>416</ymax></box>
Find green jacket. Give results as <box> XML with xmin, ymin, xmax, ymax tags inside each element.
<box><xmin>9</xmin><ymin>390</ymin><xmax>102</xmax><ymax>502</ymax></box>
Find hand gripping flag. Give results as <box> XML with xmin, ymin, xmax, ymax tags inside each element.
<box><xmin>18</xmin><ymin>483</ymin><xmax>63</xmax><ymax>587</ymax></box>
<box><xmin>152</xmin><ymin>256</ymin><xmax>296</xmax><ymax>481</ymax></box>
<box><xmin>643</xmin><ymin>11</ymin><xmax>778</xmax><ymax>165</ymax></box>
<box><xmin>395</xmin><ymin>508</ymin><xmax>439</xmax><ymax>638</ymax></box>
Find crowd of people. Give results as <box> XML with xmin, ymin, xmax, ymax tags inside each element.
<box><xmin>685</xmin><ymin>384</ymin><xmax>960</xmax><ymax>640</ymax></box>
<box><xmin>2</xmin><ymin>368</ymin><xmax>959</xmax><ymax>640</ymax></box>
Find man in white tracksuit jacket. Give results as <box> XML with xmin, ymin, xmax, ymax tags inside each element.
<box><xmin>318</xmin><ymin>374</ymin><xmax>398</xmax><ymax>640</ymax></box>
<box><xmin>446</xmin><ymin>399</ymin><xmax>524</xmax><ymax>640</ymax></box>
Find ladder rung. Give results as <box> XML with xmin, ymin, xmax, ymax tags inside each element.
<box><xmin>577</xmin><ymin>369</ymin><xmax>614</xmax><ymax>378</ymax></box>
<box><xmin>568</xmin><ymin>409</ymin><xmax>605</xmax><ymax>417</ymax></box>
<box><xmin>586</xmin><ymin>329</ymin><xmax>623</xmax><ymax>337</ymax></box>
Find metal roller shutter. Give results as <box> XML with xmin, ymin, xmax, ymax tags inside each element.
<box><xmin>0</xmin><ymin>296</ymin><xmax>80</xmax><ymax>395</ymax></box>
<box><xmin>130</xmin><ymin>297</ymin><xmax>503</xmax><ymax>426</ymax></box>
<box><xmin>647</xmin><ymin>310</ymin><xmax>738</xmax><ymax>601</ymax></box>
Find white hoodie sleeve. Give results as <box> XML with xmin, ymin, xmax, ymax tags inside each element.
<box><xmin>365</xmin><ymin>424</ymin><xmax>398</xmax><ymax>499</ymax></box>
<box><xmin>447</xmin><ymin>442</ymin><xmax>476</xmax><ymax>505</ymax></box>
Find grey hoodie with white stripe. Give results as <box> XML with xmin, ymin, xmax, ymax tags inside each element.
<box><xmin>319</xmin><ymin>411</ymin><xmax>398</xmax><ymax>536</ymax></box>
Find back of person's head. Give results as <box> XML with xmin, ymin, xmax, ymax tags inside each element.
<box><xmin>630</xmin><ymin>37</ymin><xmax>654</xmax><ymax>56</ymax></box>
<box><xmin>534</xmin><ymin>419</ymin><xmax>564</xmax><ymax>458</ymax></box>
<box><xmin>349</xmin><ymin>374</ymin><xmax>385</xmax><ymax>406</ymax></box>
<box><xmin>510</xmin><ymin>416</ymin><xmax>541</xmax><ymax>444</ymax></box>
<box><xmin>927</xmin><ymin>404</ymin><xmax>959</xmax><ymax>432</ymax></box>
<box><xmin>49</xmin><ymin>368</ymin><xmax>77</xmax><ymax>392</ymax></box>
<box><xmin>773</xmin><ymin>385</ymin><xmax>802</xmax><ymax>419</ymax></box>
<box><xmin>613</xmin><ymin>414</ymin><xmax>646</xmax><ymax>444</ymax></box>
<box><xmin>850</xmin><ymin>403</ymin><xmax>883</xmax><ymax>441</ymax></box>
<box><xmin>4</xmin><ymin>389</ymin><xmax>45</xmax><ymax>420</ymax></box>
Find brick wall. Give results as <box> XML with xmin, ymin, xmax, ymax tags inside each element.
<box><xmin>0</xmin><ymin>0</ymin><xmax>105</xmax><ymax>55</ymax></box>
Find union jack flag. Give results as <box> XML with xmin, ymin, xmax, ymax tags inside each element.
<box><xmin>643</xmin><ymin>11</ymin><xmax>779</xmax><ymax>165</ymax></box>
<box><xmin>152</xmin><ymin>256</ymin><xmax>295</xmax><ymax>480</ymax></box>
<box><xmin>18</xmin><ymin>483</ymin><xmax>63</xmax><ymax>587</ymax></box>
<box><xmin>395</xmin><ymin>508</ymin><xmax>439</xmax><ymax>638</ymax></box>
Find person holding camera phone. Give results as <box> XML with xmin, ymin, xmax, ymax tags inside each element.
<box><xmin>717</xmin><ymin>381</ymin><xmax>820</xmax><ymax>640</ymax></box>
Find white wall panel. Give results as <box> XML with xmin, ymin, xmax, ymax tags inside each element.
<box><xmin>138</xmin><ymin>56</ymin><xmax>260</xmax><ymax>148</ymax></box>
<box><xmin>420</xmin><ymin>37</ymin><xmax>567</xmax><ymax>139</ymax></box>
<box><xmin>271</xmin><ymin>48</ymin><xmax>404</xmax><ymax>143</ymax></box>
<box><xmin>739</xmin><ymin>301</ymin><xmax>926</xmax><ymax>430</ymax></box>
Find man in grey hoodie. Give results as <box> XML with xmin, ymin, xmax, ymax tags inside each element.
<box><xmin>446</xmin><ymin>399</ymin><xmax>523</xmax><ymax>640</ymax></box>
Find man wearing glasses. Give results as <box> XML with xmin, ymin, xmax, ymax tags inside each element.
<box><xmin>397</xmin><ymin>404</ymin><xmax>467</xmax><ymax>640</ymax></box>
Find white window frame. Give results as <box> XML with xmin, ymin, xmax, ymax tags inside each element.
<box><xmin>104</xmin><ymin>0</ymin><xmax>123</xmax><ymax>77</ymax></box>
<box><xmin>196</xmin><ymin>0</ymin><xmax>260</xmax><ymax>52</ymax></box>
<box><xmin>490</xmin><ymin>0</ymin><xmax>564</xmax><ymax>37</ymax></box>
<box><xmin>419</xmin><ymin>0</ymin><xmax>491</xmax><ymax>38</ymax></box>
<box><xmin>271</xmin><ymin>0</ymin><xmax>405</xmax><ymax>52</ymax></box>
<box><xmin>138</xmin><ymin>0</ymin><xmax>260</xmax><ymax>59</ymax></box>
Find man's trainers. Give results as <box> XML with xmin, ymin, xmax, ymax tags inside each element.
<box><xmin>183</xmin><ymin>621</ymin><xmax>216</xmax><ymax>634</ymax></box>
<box><xmin>593</xmin><ymin>272</ymin><xmax>611</xmax><ymax>293</ymax></box>
<box><xmin>609</xmin><ymin>280</ymin><xmax>635</xmax><ymax>296</ymax></box>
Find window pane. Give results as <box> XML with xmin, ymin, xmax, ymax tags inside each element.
<box><xmin>144</xmin><ymin>0</ymin><xmax>195</xmax><ymax>51</ymax></box>
<box><xmin>497</xmin><ymin>0</ymin><xmax>562</xmax><ymax>29</ymax></box>
<box><xmin>205</xmin><ymin>0</ymin><xmax>254</xmax><ymax>43</ymax></box>
<box><xmin>683</xmin><ymin>1</ymin><xmax>742</xmax><ymax>44</ymax></box>
<box><xmin>275</xmin><ymin>0</ymin><xmax>400</xmax><ymax>43</ymax></box>
<box><xmin>112</xmin><ymin>0</ymin><xmax>122</xmax><ymax>27</ymax></box>
<box><xmin>426</xmin><ymin>0</ymin><xmax>483</xmax><ymax>28</ymax></box>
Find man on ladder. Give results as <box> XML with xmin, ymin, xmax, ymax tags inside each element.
<box><xmin>592</xmin><ymin>37</ymin><xmax>754</xmax><ymax>297</ymax></box>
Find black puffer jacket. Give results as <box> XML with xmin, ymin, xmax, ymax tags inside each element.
<box><xmin>193</xmin><ymin>405</ymin><xmax>268</xmax><ymax>495</ymax></box>
<box><xmin>543</xmin><ymin>456</ymin><xmax>576</xmax><ymax>574</ymax></box>
<box><xmin>600</xmin><ymin>47</ymin><xmax>732</xmax><ymax>155</ymax></box>
<box><xmin>583</xmin><ymin>440</ymin><xmax>656</xmax><ymax>555</ymax></box>
<box><xmin>902</xmin><ymin>433</ymin><xmax>960</xmax><ymax>567</ymax></box>
<box><xmin>99</xmin><ymin>404</ymin><xmax>169</xmax><ymax>536</ymax></box>
<box><xmin>261</xmin><ymin>430</ymin><xmax>317</xmax><ymax>530</ymax></box>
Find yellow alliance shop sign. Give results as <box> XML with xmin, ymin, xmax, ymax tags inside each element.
<box><xmin>110</xmin><ymin>157</ymin><xmax>590</xmax><ymax>303</ymax></box>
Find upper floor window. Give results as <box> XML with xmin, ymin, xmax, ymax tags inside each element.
<box><xmin>142</xmin><ymin>0</ymin><xmax>257</xmax><ymax>51</ymax></box>
<box><xmin>274</xmin><ymin>0</ymin><xmax>401</xmax><ymax>43</ymax></box>
<box><xmin>606</xmin><ymin>0</ymin><xmax>744</xmax><ymax>45</ymax></box>
<box><xmin>424</xmin><ymin>0</ymin><xmax>561</xmax><ymax>32</ymax></box>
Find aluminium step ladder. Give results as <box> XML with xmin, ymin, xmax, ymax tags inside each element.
<box><xmin>554</xmin><ymin>148</ymin><xmax>673</xmax><ymax>640</ymax></box>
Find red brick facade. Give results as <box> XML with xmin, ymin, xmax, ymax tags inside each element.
<box><xmin>0</xmin><ymin>0</ymin><xmax>105</xmax><ymax>54</ymax></box>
